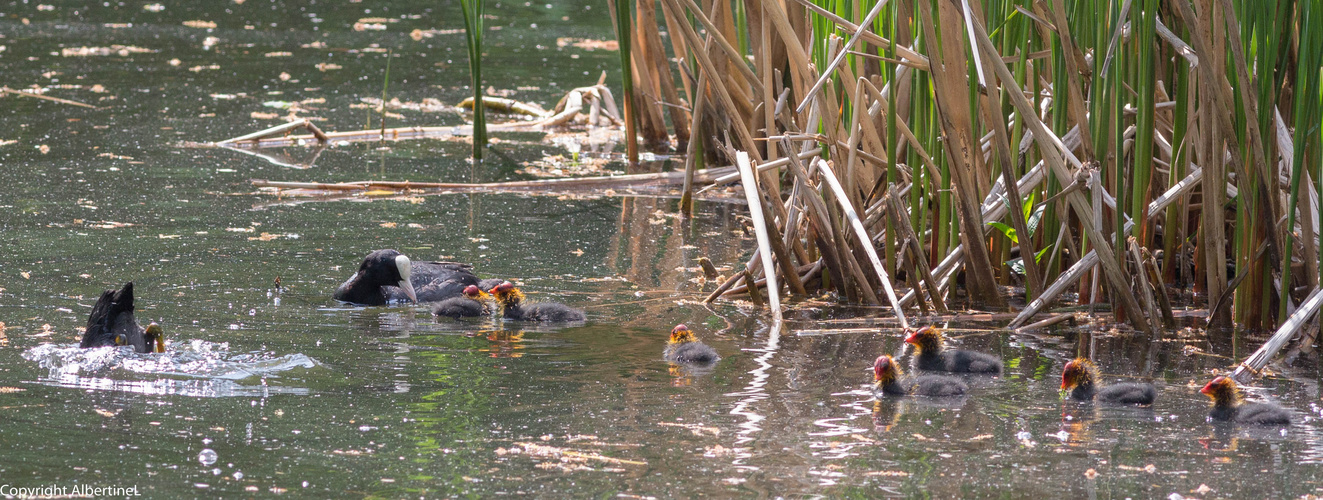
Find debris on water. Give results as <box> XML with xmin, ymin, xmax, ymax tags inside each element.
<box><xmin>864</xmin><ymin>470</ymin><xmax>910</xmax><ymax>477</ymax></box>
<box><xmin>1016</xmin><ymin>431</ymin><xmax>1036</xmax><ymax>447</ymax></box>
<box><xmin>657</xmin><ymin>421</ymin><xmax>719</xmax><ymax>437</ymax></box>
<box><xmin>703</xmin><ymin>445</ymin><xmax>735</xmax><ymax>457</ymax></box>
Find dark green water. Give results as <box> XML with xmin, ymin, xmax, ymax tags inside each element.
<box><xmin>2</xmin><ymin>1</ymin><xmax>1322</xmax><ymax>497</ymax></box>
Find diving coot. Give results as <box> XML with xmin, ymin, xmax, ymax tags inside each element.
<box><xmin>432</xmin><ymin>285</ymin><xmax>490</xmax><ymax>319</ymax></box>
<box><xmin>663</xmin><ymin>324</ymin><xmax>719</xmax><ymax>365</ymax></box>
<box><xmin>1201</xmin><ymin>376</ymin><xmax>1292</xmax><ymax>426</ymax></box>
<box><xmin>333</xmin><ymin>249</ymin><xmax>489</xmax><ymax>305</ymax></box>
<box><xmin>904</xmin><ymin>326</ymin><xmax>1002</xmax><ymax>374</ymax></box>
<box><xmin>489</xmin><ymin>282</ymin><xmax>585</xmax><ymax>322</ymax></box>
<box><xmin>79</xmin><ymin>282</ymin><xmax>164</xmax><ymax>353</ymax></box>
<box><xmin>1060</xmin><ymin>358</ymin><xmax>1157</xmax><ymax>405</ymax></box>
<box><xmin>873</xmin><ymin>355</ymin><xmax>967</xmax><ymax>397</ymax></box>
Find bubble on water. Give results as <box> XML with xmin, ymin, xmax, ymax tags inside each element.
<box><xmin>212</xmin><ymin>468</ymin><xmax>222</xmax><ymax>475</ymax></box>
<box><xmin>1015</xmin><ymin>431</ymin><xmax>1032</xmax><ymax>441</ymax></box>
<box><xmin>198</xmin><ymin>448</ymin><xmax>218</xmax><ymax>466</ymax></box>
<box><xmin>302</xmin><ymin>481</ymin><xmax>309</xmax><ymax>488</ymax></box>
<box><xmin>248</xmin><ymin>309</ymin><xmax>256</xmax><ymax>316</ymax></box>
<box><xmin>1052</xmin><ymin>430</ymin><xmax>1070</xmax><ymax>442</ymax></box>
<box><xmin>228</xmin><ymin>324</ymin><xmax>240</xmax><ymax>330</ymax></box>
<box><xmin>233</xmin><ymin>471</ymin><xmax>244</xmax><ymax>480</ymax></box>
<box><xmin>359</xmin><ymin>425</ymin><xmax>376</xmax><ymax>432</ymax></box>
<box><xmin>202</xmin><ymin>438</ymin><xmax>213</xmax><ymax>445</ymax></box>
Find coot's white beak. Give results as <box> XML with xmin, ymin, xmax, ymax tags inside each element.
<box><xmin>395</xmin><ymin>255</ymin><xmax>417</xmax><ymax>303</ymax></box>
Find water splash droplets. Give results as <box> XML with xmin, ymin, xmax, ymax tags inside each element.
<box><xmin>198</xmin><ymin>448</ymin><xmax>218</xmax><ymax>466</ymax></box>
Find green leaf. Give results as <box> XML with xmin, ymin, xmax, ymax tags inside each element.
<box><xmin>1034</xmin><ymin>246</ymin><xmax>1052</xmax><ymax>264</ymax></box>
<box><xmin>987</xmin><ymin>221</ymin><xmax>1017</xmax><ymax>244</ymax></box>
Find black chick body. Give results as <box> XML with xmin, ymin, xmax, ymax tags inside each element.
<box><xmin>904</xmin><ymin>326</ymin><xmax>1002</xmax><ymax>374</ymax></box>
<box><xmin>490</xmin><ymin>282</ymin><xmax>585</xmax><ymax>322</ymax></box>
<box><xmin>334</xmin><ymin>249</ymin><xmax>487</xmax><ymax>305</ymax></box>
<box><xmin>432</xmin><ymin>285</ymin><xmax>491</xmax><ymax>319</ymax></box>
<box><xmin>79</xmin><ymin>282</ymin><xmax>164</xmax><ymax>353</ymax></box>
<box><xmin>1202</xmin><ymin>376</ymin><xmax>1291</xmax><ymax>425</ymax></box>
<box><xmin>664</xmin><ymin>325</ymin><xmax>720</xmax><ymax>365</ymax></box>
<box><xmin>1061</xmin><ymin>358</ymin><xmax>1157</xmax><ymax>405</ymax></box>
<box><xmin>874</xmin><ymin>355</ymin><xmax>967</xmax><ymax>397</ymax></box>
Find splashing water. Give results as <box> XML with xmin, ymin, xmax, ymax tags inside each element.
<box><xmin>21</xmin><ymin>339</ymin><xmax>320</xmax><ymax>397</ymax></box>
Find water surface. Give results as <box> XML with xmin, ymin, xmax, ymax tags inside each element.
<box><xmin>2</xmin><ymin>1</ymin><xmax>1322</xmax><ymax>497</ymax></box>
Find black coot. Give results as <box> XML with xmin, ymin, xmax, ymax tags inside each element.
<box><xmin>333</xmin><ymin>249</ymin><xmax>485</xmax><ymax>305</ymax></box>
<box><xmin>79</xmin><ymin>282</ymin><xmax>164</xmax><ymax>353</ymax></box>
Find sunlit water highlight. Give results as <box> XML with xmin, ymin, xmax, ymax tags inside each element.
<box><xmin>22</xmin><ymin>340</ymin><xmax>320</xmax><ymax>397</ymax></box>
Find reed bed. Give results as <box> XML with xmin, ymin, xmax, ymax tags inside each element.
<box><xmin>608</xmin><ymin>0</ymin><xmax>1323</xmax><ymax>343</ymax></box>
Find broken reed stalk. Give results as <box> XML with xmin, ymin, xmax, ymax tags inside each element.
<box><xmin>815</xmin><ymin>158</ymin><xmax>908</xmax><ymax>329</ymax></box>
<box><xmin>886</xmin><ymin>188</ymin><xmax>947</xmax><ymax>314</ymax></box>
<box><xmin>736</xmin><ymin>151</ymin><xmax>783</xmax><ymax>323</ymax></box>
<box><xmin>0</xmin><ymin>87</ymin><xmax>98</xmax><ymax>108</ymax></box>
<box><xmin>215</xmin><ymin>119</ymin><xmax>329</xmax><ymax>147</ymax></box>
<box><xmin>1230</xmin><ymin>288</ymin><xmax>1323</xmax><ymax>383</ymax></box>
<box><xmin>1015</xmin><ymin>313</ymin><xmax>1077</xmax><ymax>334</ymax></box>
<box><xmin>1009</xmin><ymin>164</ymin><xmax>1204</xmax><ymax>328</ymax></box>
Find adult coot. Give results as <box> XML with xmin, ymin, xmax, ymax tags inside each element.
<box><xmin>334</xmin><ymin>249</ymin><xmax>489</xmax><ymax>305</ymax></box>
<box><xmin>79</xmin><ymin>282</ymin><xmax>164</xmax><ymax>353</ymax></box>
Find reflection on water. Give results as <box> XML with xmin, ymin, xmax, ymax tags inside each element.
<box><xmin>22</xmin><ymin>341</ymin><xmax>319</xmax><ymax>397</ymax></box>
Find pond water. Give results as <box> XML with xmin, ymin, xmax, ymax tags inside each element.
<box><xmin>3</xmin><ymin>1</ymin><xmax>1323</xmax><ymax>497</ymax></box>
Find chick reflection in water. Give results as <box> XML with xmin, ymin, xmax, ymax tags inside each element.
<box><xmin>481</xmin><ymin>329</ymin><xmax>526</xmax><ymax>358</ymax></box>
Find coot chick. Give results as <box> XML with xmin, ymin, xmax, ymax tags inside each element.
<box><xmin>873</xmin><ymin>355</ymin><xmax>967</xmax><ymax>397</ymax></box>
<box><xmin>1060</xmin><ymin>358</ymin><xmax>1156</xmax><ymax>405</ymax></box>
<box><xmin>333</xmin><ymin>249</ymin><xmax>484</xmax><ymax>305</ymax></box>
<box><xmin>79</xmin><ymin>282</ymin><xmax>165</xmax><ymax>353</ymax></box>
<box><xmin>663</xmin><ymin>324</ymin><xmax>719</xmax><ymax>365</ymax></box>
<box><xmin>904</xmin><ymin>326</ymin><xmax>1002</xmax><ymax>374</ymax></box>
<box><xmin>431</xmin><ymin>285</ymin><xmax>491</xmax><ymax>319</ymax></box>
<box><xmin>490</xmin><ymin>282</ymin><xmax>586</xmax><ymax>322</ymax></box>
<box><xmin>1201</xmin><ymin>376</ymin><xmax>1292</xmax><ymax>425</ymax></box>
